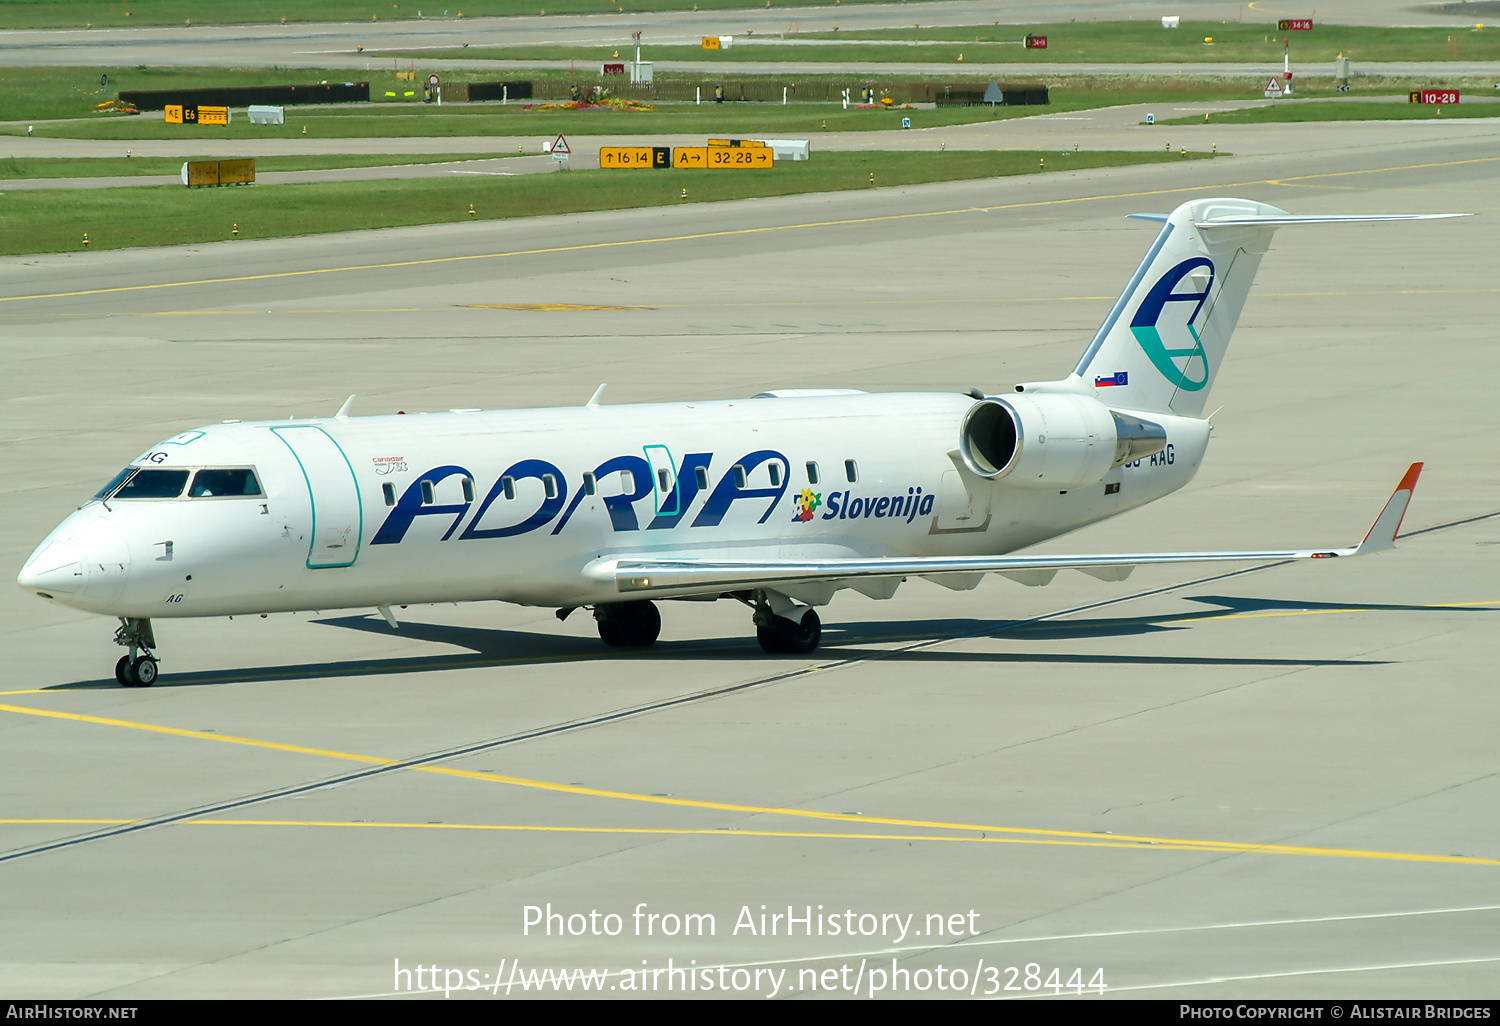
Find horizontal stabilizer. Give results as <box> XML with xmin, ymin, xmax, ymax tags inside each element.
<box><xmin>584</xmin><ymin>465</ymin><xmax>1422</xmax><ymax>596</ymax></box>
<box><xmin>1196</xmin><ymin>213</ymin><xmax>1466</xmax><ymax>229</ymax></box>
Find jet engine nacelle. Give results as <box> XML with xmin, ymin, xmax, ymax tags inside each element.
<box><xmin>959</xmin><ymin>393</ymin><xmax>1168</xmax><ymax>489</ymax></box>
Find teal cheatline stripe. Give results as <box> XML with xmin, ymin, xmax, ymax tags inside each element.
<box><xmin>1131</xmin><ymin>323</ymin><xmax>1209</xmax><ymax>392</ymax></box>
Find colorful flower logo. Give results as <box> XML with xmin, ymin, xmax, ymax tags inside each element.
<box><xmin>793</xmin><ymin>488</ymin><xmax>822</xmax><ymax>523</ymax></box>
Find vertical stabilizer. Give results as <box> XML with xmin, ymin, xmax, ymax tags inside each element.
<box><xmin>1071</xmin><ymin>198</ymin><xmax>1288</xmax><ymax>417</ymax></box>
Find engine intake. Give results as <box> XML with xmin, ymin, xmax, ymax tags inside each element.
<box><xmin>959</xmin><ymin>394</ymin><xmax>1167</xmax><ymax>489</ymax></box>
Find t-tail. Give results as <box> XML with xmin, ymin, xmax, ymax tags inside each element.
<box><xmin>1061</xmin><ymin>198</ymin><xmax>1460</xmax><ymax>418</ymax></box>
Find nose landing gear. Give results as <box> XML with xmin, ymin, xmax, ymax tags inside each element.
<box><xmin>112</xmin><ymin>617</ymin><xmax>159</xmax><ymax>687</ymax></box>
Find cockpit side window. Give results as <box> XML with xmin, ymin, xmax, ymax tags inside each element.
<box><xmin>93</xmin><ymin>468</ymin><xmax>135</xmax><ymax>500</ymax></box>
<box><xmin>113</xmin><ymin>469</ymin><xmax>190</xmax><ymax>500</ymax></box>
<box><xmin>189</xmin><ymin>468</ymin><xmax>262</xmax><ymax>498</ymax></box>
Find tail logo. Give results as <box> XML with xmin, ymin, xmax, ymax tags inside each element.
<box><xmin>1130</xmin><ymin>257</ymin><xmax>1214</xmax><ymax>392</ymax></box>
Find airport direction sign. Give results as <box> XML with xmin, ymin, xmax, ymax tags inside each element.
<box><xmin>702</xmin><ymin>36</ymin><xmax>720</xmax><ymax>49</ymax></box>
<box><xmin>166</xmin><ymin>104</ymin><xmax>230</xmax><ymax>125</ymax></box>
<box><xmin>1278</xmin><ymin>19</ymin><xmax>1314</xmax><ymax>30</ymax></box>
<box><xmin>599</xmin><ymin>142</ymin><xmax>774</xmax><ymax>169</ymax></box>
<box><xmin>600</xmin><ymin>146</ymin><xmax>672</xmax><ymax>168</ymax></box>
<box><xmin>708</xmin><ymin>145</ymin><xmax>772</xmax><ymax>168</ymax></box>
<box><xmin>1409</xmin><ymin>89</ymin><xmax>1459</xmax><ymax>104</ymax></box>
<box><xmin>1025</xmin><ymin>34</ymin><xmax>1048</xmax><ymax>49</ymax></box>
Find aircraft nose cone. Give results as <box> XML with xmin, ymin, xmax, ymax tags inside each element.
<box><xmin>17</xmin><ymin>538</ymin><xmax>85</xmax><ymax>597</ymax></box>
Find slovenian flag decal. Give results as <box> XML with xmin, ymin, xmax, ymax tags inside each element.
<box><xmin>1094</xmin><ymin>371</ymin><xmax>1128</xmax><ymax>387</ymax></box>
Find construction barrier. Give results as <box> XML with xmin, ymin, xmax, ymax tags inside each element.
<box><xmin>468</xmin><ymin>81</ymin><xmax>532</xmax><ymax>101</ymax></box>
<box><xmin>756</xmin><ymin>139</ymin><xmax>810</xmax><ymax>160</ymax></box>
<box><xmin>123</xmin><ymin>83</ymin><xmax>369</xmax><ymax>110</ymax></box>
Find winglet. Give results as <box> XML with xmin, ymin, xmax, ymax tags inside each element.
<box><xmin>334</xmin><ymin>395</ymin><xmax>356</xmax><ymax>418</ymax></box>
<box><xmin>586</xmin><ymin>383</ymin><xmax>607</xmax><ymax>407</ymax></box>
<box><xmin>1355</xmin><ymin>462</ymin><xmax>1423</xmax><ymax>554</ymax></box>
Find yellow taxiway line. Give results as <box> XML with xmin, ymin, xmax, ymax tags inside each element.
<box><xmin>1</xmin><ymin>698</ymin><xmax>1496</xmax><ymax>867</ymax></box>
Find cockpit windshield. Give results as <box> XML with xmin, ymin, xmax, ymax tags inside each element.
<box><xmin>93</xmin><ymin>466</ymin><xmax>262</xmax><ymax>503</ymax></box>
<box><xmin>113</xmin><ymin>469</ymin><xmax>190</xmax><ymax>499</ymax></box>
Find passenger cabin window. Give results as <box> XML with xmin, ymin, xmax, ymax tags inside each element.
<box><xmin>657</xmin><ymin>468</ymin><xmax>671</xmax><ymax>492</ymax></box>
<box><xmin>695</xmin><ymin>466</ymin><xmax>710</xmax><ymax>490</ymax></box>
<box><xmin>420</xmin><ymin>480</ymin><xmax>435</xmax><ymax>505</ymax></box>
<box><xmin>844</xmin><ymin>459</ymin><xmax>859</xmax><ymax>483</ymax></box>
<box><xmin>462</xmin><ymin>477</ymin><xmax>475</xmax><ymax>503</ymax></box>
<box><xmin>768</xmin><ymin>463</ymin><xmax>782</xmax><ymax>488</ymax></box>
<box><xmin>188</xmin><ymin>468</ymin><xmax>262</xmax><ymax>498</ymax></box>
<box><xmin>732</xmin><ymin>465</ymin><xmax>747</xmax><ymax>489</ymax></box>
<box><xmin>618</xmin><ymin>470</ymin><xmax>635</xmax><ymax>495</ymax></box>
<box><xmin>583</xmin><ymin>472</ymin><xmax>597</xmax><ymax>496</ymax></box>
<box><xmin>113</xmin><ymin>469</ymin><xmax>190</xmax><ymax>500</ymax></box>
<box><xmin>501</xmin><ymin>476</ymin><xmax>516</xmax><ymax>501</ymax></box>
<box><xmin>806</xmin><ymin>461</ymin><xmax>820</xmax><ymax>485</ymax></box>
<box><xmin>382</xmin><ymin>483</ymin><xmax>396</xmax><ymax>507</ymax></box>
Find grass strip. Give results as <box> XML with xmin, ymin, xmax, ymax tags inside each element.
<box><xmin>5</xmin><ymin>62</ymin><xmax>1487</xmax><ymax>129</ymax></box>
<box><xmin>1158</xmin><ymin>99</ymin><xmax>1500</xmax><ymax>124</ymax></box>
<box><xmin>0</xmin><ymin>153</ymin><xmax>520</xmax><ymax>179</ymax></box>
<box><xmin>0</xmin><ymin>0</ymin><xmax>898</xmax><ymax>30</ymax></box>
<box><xmin>406</xmin><ymin>22</ymin><xmax>1500</xmax><ymax>66</ymax></box>
<box><xmin>0</xmin><ymin>149</ymin><xmax>1214</xmax><ymax>255</ymax></box>
<box><xmin>4</xmin><ymin>76</ymin><xmax>1382</xmax><ymax>141</ymax></box>
<box><xmin>726</xmin><ymin>21</ymin><xmax>1500</xmax><ymax>64</ymax></box>
<box><xmin>7</xmin><ymin>104</ymin><xmax>1026</xmax><ymax>140</ymax></box>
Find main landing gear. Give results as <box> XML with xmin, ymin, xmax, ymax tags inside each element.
<box><xmin>113</xmin><ymin>617</ymin><xmax>159</xmax><ymax>687</ymax></box>
<box><xmin>594</xmin><ymin>600</ymin><xmax>662</xmax><ymax>648</ymax></box>
<box><xmin>754</xmin><ymin>605</ymin><xmax>822</xmax><ymax>655</ymax></box>
<box><xmin>588</xmin><ymin>592</ymin><xmax>824</xmax><ymax>655</ymax></box>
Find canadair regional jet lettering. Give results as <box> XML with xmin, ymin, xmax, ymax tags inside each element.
<box><xmin>18</xmin><ymin>199</ymin><xmax>1460</xmax><ymax>686</ymax></box>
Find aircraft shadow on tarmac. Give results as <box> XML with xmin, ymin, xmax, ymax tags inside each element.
<box><xmin>46</xmin><ymin>593</ymin><xmax>1485</xmax><ymax>690</ymax></box>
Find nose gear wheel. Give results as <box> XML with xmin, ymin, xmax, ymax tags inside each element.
<box><xmin>112</xmin><ymin>618</ymin><xmax>159</xmax><ymax>687</ymax></box>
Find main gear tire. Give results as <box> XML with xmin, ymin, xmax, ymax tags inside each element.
<box><xmin>756</xmin><ymin>609</ymin><xmax>821</xmax><ymax>655</ymax></box>
<box><xmin>595</xmin><ymin>600</ymin><xmax>661</xmax><ymax>648</ymax></box>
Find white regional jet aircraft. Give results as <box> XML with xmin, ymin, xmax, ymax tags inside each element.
<box><xmin>18</xmin><ymin>198</ymin><xmax>1453</xmax><ymax>686</ymax></box>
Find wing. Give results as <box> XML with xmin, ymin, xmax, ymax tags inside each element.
<box><xmin>583</xmin><ymin>464</ymin><xmax>1423</xmax><ymax>597</ymax></box>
